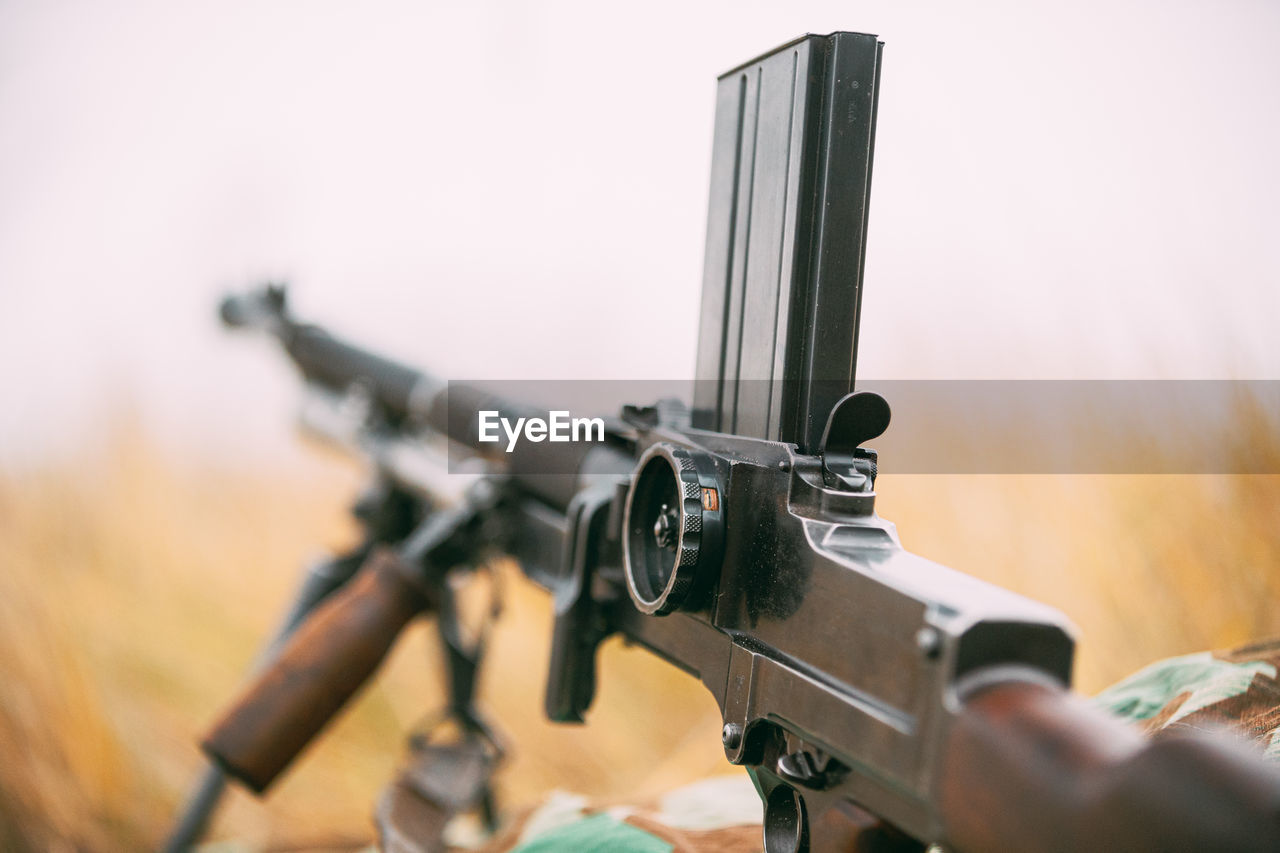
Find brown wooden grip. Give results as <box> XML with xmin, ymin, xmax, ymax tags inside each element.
<box><xmin>940</xmin><ymin>679</ymin><xmax>1280</xmax><ymax>852</ymax></box>
<box><xmin>201</xmin><ymin>548</ymin><xmax>429</xmax><ymax>792</ymax></box>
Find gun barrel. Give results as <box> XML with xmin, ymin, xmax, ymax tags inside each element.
<box><xmin>220</xmin><ymin>286</ymin><xmax>436</xmax><ymax>425</ymax></box>
<box><xmin>225</xmin><ymin>289</ymin><xmax>638</xmax><ymax>510</ymax></box>
<box><xmin>284</xmin><ymin>324</ymin><xmax>429</xmax><ymax>424</ymax></box>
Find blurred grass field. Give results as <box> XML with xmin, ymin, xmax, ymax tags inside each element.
<box><xmin>1</xmin><ymin>415</ymin><xmax>1278</xmax><ymax>850</ymax></box>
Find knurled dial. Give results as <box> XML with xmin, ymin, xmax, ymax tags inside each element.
<box><xmin>622</xmin><ymin>443</ymin><xmax>724</xmax><ymax>615</ymax></box>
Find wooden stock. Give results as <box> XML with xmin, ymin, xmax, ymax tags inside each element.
<box><xmin>941</xmin><ymin>679</ymin><xmax>1280</xmax><ymax>852</ymax></box>
<box><xmin>202</xmin><ymin>548</ymin><xmax>429</xmax><ymax>792</ymax></box>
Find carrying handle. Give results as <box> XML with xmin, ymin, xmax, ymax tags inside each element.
<box><xmin>202</xmin><ymin>548</ymin><xmax>430</xmax><ymax>792</ymax></box>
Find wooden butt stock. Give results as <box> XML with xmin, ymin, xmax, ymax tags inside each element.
<box><xmin>940</xmin><ymin>679</ymin><xmax>1280</xmax><ymax>852</ymax></box>
<box><xmin>202</xmin><ymin>548</ymin><xmax>429</xmax><ymax>793</ymax></box>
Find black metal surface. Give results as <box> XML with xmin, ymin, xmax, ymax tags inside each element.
<box><xmin>544</xmin><ymin>485</ymin><xmax>618</xmax><ymax>723</ymax></box>
<box><xmin>693</xmin><ymin>32</ymin><xmax>883</xmax><ymax>454</ymax></box>
<box><xmin>602</xmin><ymin>428</ymin><xmax>1074</xmax><ymax>842</ymax></box>
<box><xmin>819</xmin><ymin>390</ymin><xmax>890</xmax><ymax>491</ymax></box>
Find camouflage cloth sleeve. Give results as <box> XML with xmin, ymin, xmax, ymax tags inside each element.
<box><xmin>1093</xmin><ymin>637</ymin><xmax>1280</xmax><ymax>760</ymax></box>
<box><xmin>454</xmin><ymin>638</ymin><xmax>1280</xmax><ymax>852</ymax></box>
<box><xmin>457</xmin><ymin>777</ymin><xmax>766</xmax><ymax>853</ymax></box>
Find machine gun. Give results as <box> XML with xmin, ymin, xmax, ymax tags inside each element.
<box><xmin>170</xmin><ymin>33</ymin><xmax>1280</xmax><ymax>853</ymax></box>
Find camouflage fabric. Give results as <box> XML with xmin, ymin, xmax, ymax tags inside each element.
<box><xmin>461</xmin><ymin>778</ymin><xmax>765</xmax><ymax>853</ymax></box>
<box><xmin>457</xmin><ymin>639</ymin><xmax>1280</xmax><ymax>852</ymax></box>
<box><xmin>1093</xmin><ymin>637</ymin><xmax>1280</xmax><ymax>758</ymax></box>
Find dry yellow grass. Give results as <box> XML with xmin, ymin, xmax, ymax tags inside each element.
<box><xmin>0</xmin><ymin>413</ymin><xmax>1278</xmax><ymax>850</ymax></box>
<box><xmin>0</xmin><ymin>423</ymin><xmax>726</xmax><ymax>851</ymax></box>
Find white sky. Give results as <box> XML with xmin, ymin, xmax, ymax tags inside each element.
<box><xmin>1</xmin><ymin>1</ymin><xmax>1277</xmax><ymax>464</ymax></box>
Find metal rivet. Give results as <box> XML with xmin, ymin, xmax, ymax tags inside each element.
<box><xmin>722</xmin><ymin>723</ymin><xmax>743</xmax><ymax>750</ymax></box>
<box><xmin>916</xmin><ymin>626</ymin><xmax>941</xmax><ymax>659</ymax></box>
